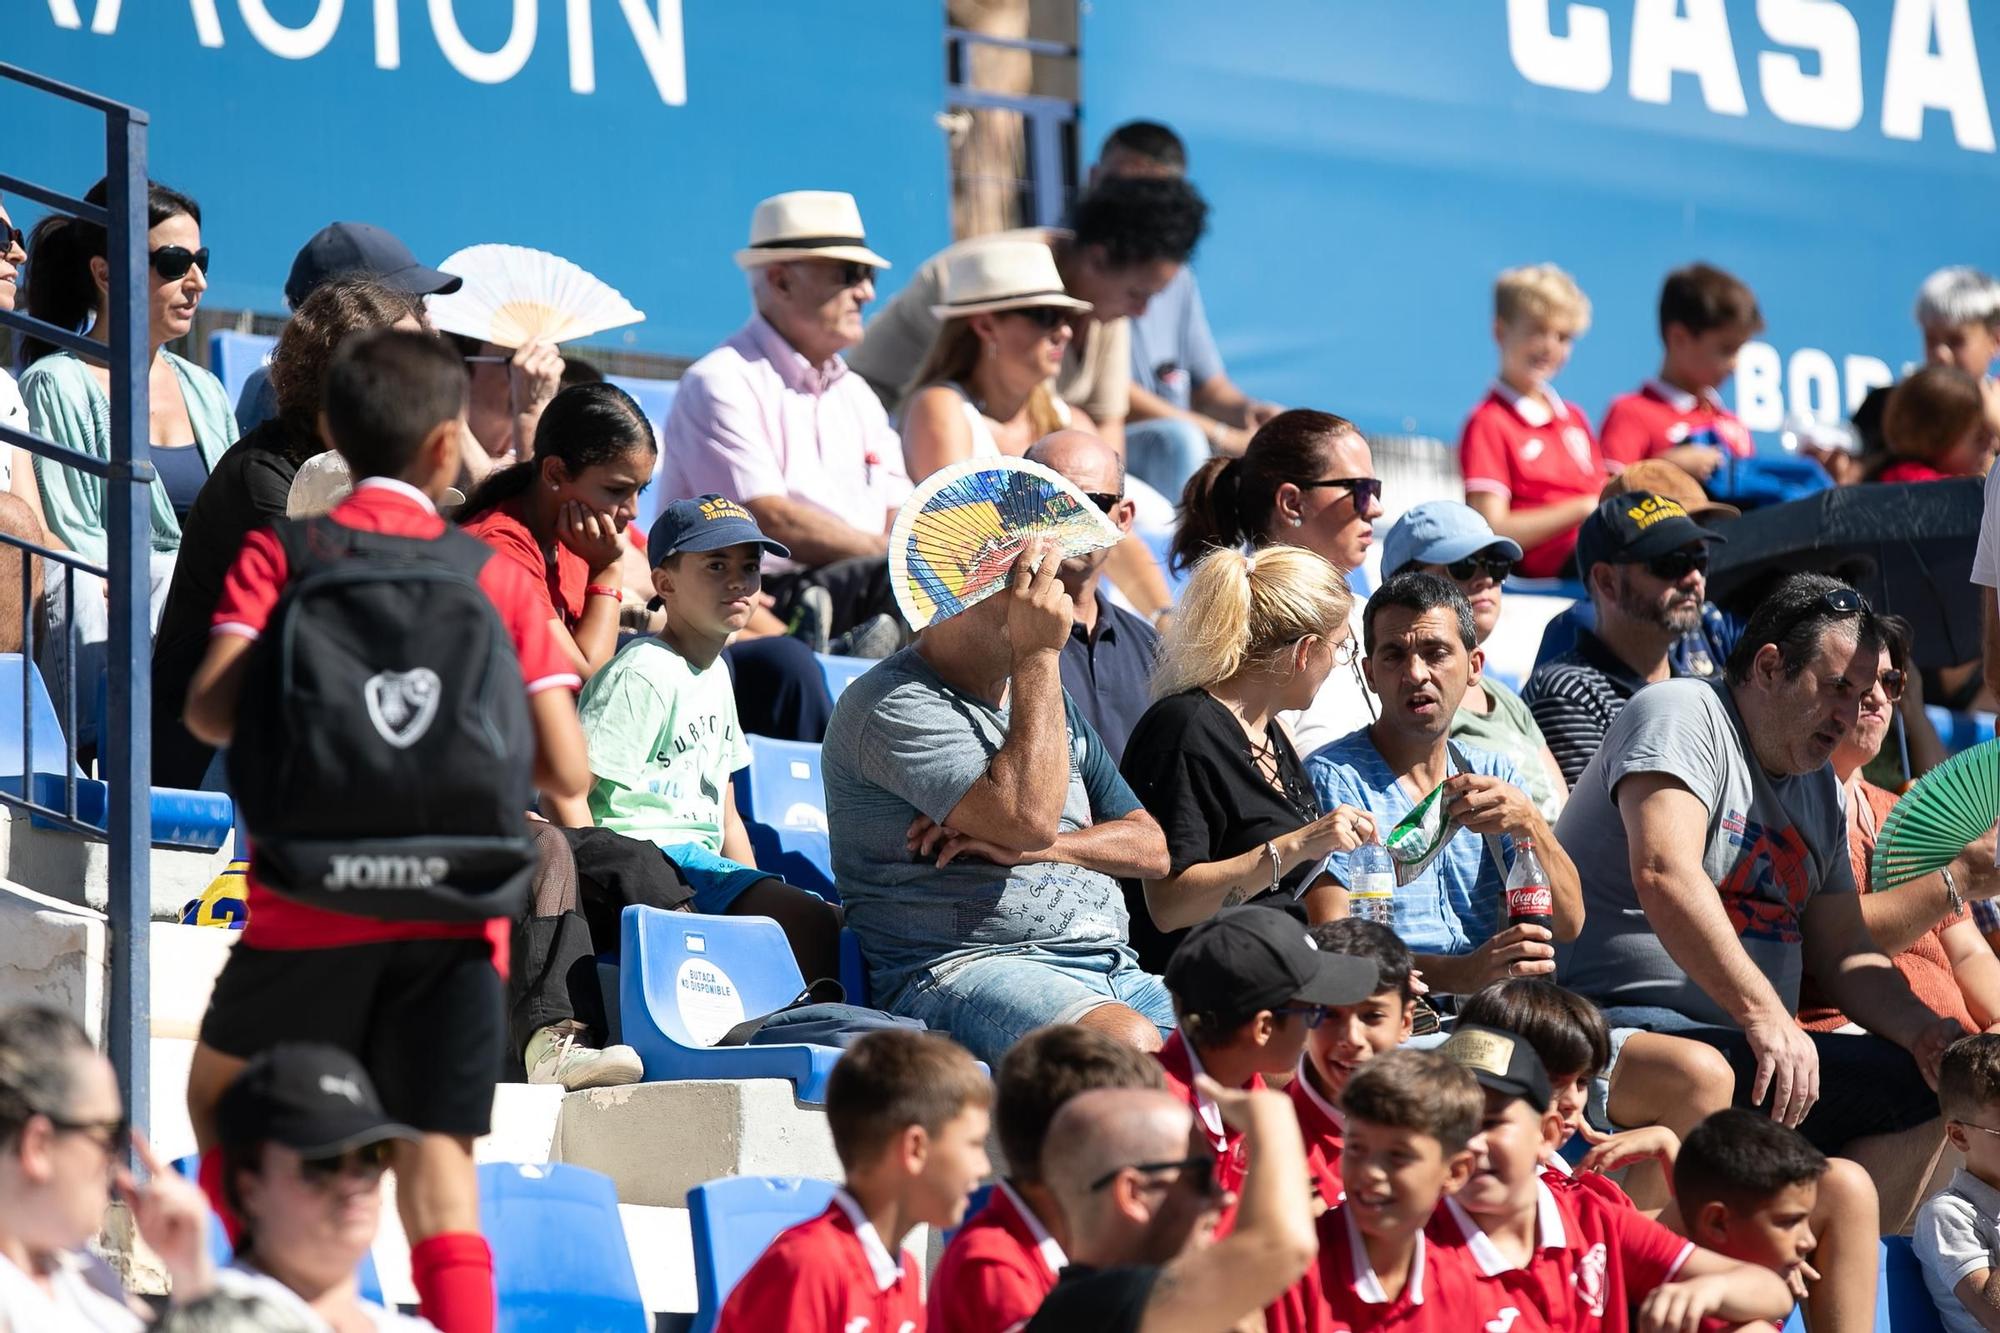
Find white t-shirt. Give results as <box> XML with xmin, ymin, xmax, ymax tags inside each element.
<box><xmin>0</xmin><ymin>1246</ymin><xmax>146</xmax><ymax>1333</ymax></box>
<box><xmin>1974</xmin><ymin>460</ymin><xmax>2000</xmax><ymax>590</ymax></box>
<box><xmin>216</xmin><ymin>1264</ymin><xmax>437</xmax><ymax>1332</ymax></box>
<box><xmin>1281</xmin><ymin>606</ymin><xmax>1375</xmax><ymax>758</ymax></box>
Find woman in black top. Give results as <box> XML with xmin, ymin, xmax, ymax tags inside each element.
<box><xmin>151</xmin><ymin>278</ymin><xmax>425</xmax><ymax>787</ymax></box>
<box><xmin>1120</xmin><ymin>544</ymin><xmax>1377</xmax><ymax>971</ymax></box>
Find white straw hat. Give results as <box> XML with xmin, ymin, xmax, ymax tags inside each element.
<box><xmin>930</xmin><ymin>238</ymin><xmax>1092</xmax><ymax>319</ymax></box>
<box><xmin>733</xmin><ymin>191</ymin><xmax>890</xmax><ymax>270</ymax></box>
<box><xmin>286</xmin><ymin>451</ymin><xmax>463</xmax><ymax>517</ymax></box>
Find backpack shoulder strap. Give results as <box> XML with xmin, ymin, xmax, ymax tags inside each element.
<box><xmin>271</xmin><ymin>517</ymin><xmax>495</xmax><ymax>582</ymax></box>
<box><xmin>268</xmin><ymin>516</ymin><xmax>354</xmax><ymax>581</ymax></box>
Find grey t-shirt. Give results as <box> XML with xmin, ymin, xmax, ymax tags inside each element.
<box><xmin>821</xmin><ymin>646</ymin><xmax>1142</xmax><ymax>1004</ymax></box>
<box><xmin>1916</xmin><ymin>1167</ymin><xmax>2000</xmax><ymax>1333</ymax></box>
<box><xmin>1128</xmin><ymin>267</ymin><xmax>1223</xmax><ymax>411</ymax></box>
<box><xmin>1553</xmin><ymin>677</ymin><xmax>1855</xmax><ymax>1025</ymax></box>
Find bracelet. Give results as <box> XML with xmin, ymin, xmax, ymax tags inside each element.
<box><xmin>1265</xmin><ymin>840</ymin><xmax>1281</xmax><ymax>896</ymax></box>
<box><xmin>585</xmin><ymin>584</ymin><xmax>623</xmax><ymax>603</ymax></box>
<box><xmin>1943</xmin><ymin>864</ymin><xmax>1965</xmax><ymax>916</ymax></box>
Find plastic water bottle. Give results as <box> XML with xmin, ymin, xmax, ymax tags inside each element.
<box><xmin>1349</xmin><ymin>841</ymin><xmax>1395</xmax><ymax>928</ymax></box>
<box><xmin>1505</xmin><ymin>838</ymin><xmax>1554</xmax><ymax>933</ymax></box>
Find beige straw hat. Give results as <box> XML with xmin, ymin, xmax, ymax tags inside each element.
<box><xmin>930</xmin><ymin>238</ymin><xmax>1093</xmax><ymax>319</ymax></box>
<box><xmin>733</xmin><ymin>191</ymin><xmax>890</xmax><ymax>270</ymax></box>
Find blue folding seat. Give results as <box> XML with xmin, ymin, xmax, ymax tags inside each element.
<box><xmin>478</xmin><ymin>1161</ymin><xmax>647</xmax><ymax>1331</ymax></box>
<box><xmin>686</xmin><ymin>1175</ymin><xmax>838</xmax><ymax>1333</ymax></box>
<box><xmin>208</xmin><ymin>331</ymin><xmax>278</xmax><ymax>410</ymax></box>
<box><xmin>607</xmin><ymin>375</ymin><xmax>679</xmax><ymax>532</ymax></box>
<box><xmin>838</xmin><ymin>925</ymin><xmax>871</xmax><ymax>1006</ymax></box>
<box><xmin>740</xmin><ymin>822</ymin><xmax>836</xmax><ymax>902</ymax></box>
<box><xmin>735</xmin><ymin>736</ymin><xmax>827</xmax><ymax>832</ymax></box>
<box><xmin>815</xmin><ymin>652</ymin><xmax>870</xmax><ymax>703</ymax></box>
<box><xmin>618</xmin><ymin>906</ymin><xmax>842</xmax><ymax>1103</ymax></box>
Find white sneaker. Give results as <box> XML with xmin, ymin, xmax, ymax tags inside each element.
<box><xmin>525</xmin><ymin>1026</ymin><xmax>644</xmax><ymax>1091</ymax></box>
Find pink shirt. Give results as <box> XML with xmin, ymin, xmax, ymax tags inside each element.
<box><xmin>660</xmin><ymin>315</ymin><xmax>911</xmax><ymax>572</ymax></box>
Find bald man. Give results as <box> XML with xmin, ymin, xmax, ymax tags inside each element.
<box><xmin>1024</xmin><ymin>430</ymin><xmax>1160</xmax><ymax>762</ymax></box>
<box><xmin>1025</xmin><ymin>1082</ymin><xmax>1315</xmax><ymax>1333</ymax></box>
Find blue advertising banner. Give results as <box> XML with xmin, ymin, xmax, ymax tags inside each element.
<box><xmin>1082</xmin><ymin>0</ymin><xmax>2000</xmax><ymax>446</ymax></box>
<box><xmin>5</xmin><ymin>0</ymin><xmax>950</xmax><ymax>357</ymax></box>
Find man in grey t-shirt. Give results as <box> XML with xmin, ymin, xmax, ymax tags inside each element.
<box><xmin>822</xmin><ymin>537</ymin><xmax>1172</xmax><ymax>1064</ymax></box>
<box><xmin>1555</xmin><ymin>573</ymin><xmax>1958</xmax><ymax>1218</ymax></box>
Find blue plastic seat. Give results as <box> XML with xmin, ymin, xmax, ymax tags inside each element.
<box><xmin>209</xmin><ymin>331</ymin><xmax>278</xmax><ymax>409</ymax></box>
<box><xmin>815</xmin><ymin>652</ymin><xmax>870</xmax><ymax>703</ymax></box>
<box><xmin>740</xmin><ymin>822</ymin><xmax>836</xmax><ymax>902</ymax></box>
<box><xmin>837</xmin><ymin>926</ymin><xmax>871</xmax><ymax>1005</ymax></box>
<box><xmin>607</xmin><ymin>375</ymin><xmax>679</xmax><ymax>533</ymax></box>
<box><xmin>619</xmin><ymin>905</ymin><xmax>843</xmax><ymax>1102</ymax></box>
<box><xmin>478</xmin><ymin>1161</ymin><xmax>647</xmax><ymax>1332</ymax></box>
<box><xmin>686</xmin><ymin>1175</ymin><xmax>839</xmax><ymax>1333</ymax></box>
<box><xmin>735</xmin><ymin>736</ymin><xmax>827</xmax><ymax>832</ymax></box>
<box><xmin>1777</xmin><ymin>1237</ymin><xmax>1907</xmax><ymax>1333</ymax></box>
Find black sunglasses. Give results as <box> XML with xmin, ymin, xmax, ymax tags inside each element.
<box><xmin>1766</xmin><ymin>585</ymin><xmax>1870</xmax><ymax>645</ymax></box>
<box><xmin>44</xmin><ymin>1111</ymin><xmax>132</xmax><ymax>1158</ymax></box>
<box><xmin>150</xmin><ymin>245</ymin><xmax>210</xmax><ymax>281</ymax></box>
<box><xmin>1642</xmin><ymin>546</ymin><xmax>1709</xmax><ymax>582</ymax></box>
<box><xmin>1089</xmin><ymin>1153</ymin><xmax>1220</xmax><ymax>1197</ymax></box>
<box><xmin>0</xmin><ymin>221</ymin><xmax>21</xmax><ymax>253</ymax></box>
<box><xmin>1297</xmin><ymin>477</ymin><xmax>1383</xmax><ymax>511</ymax></box>
<box><xmin>820</xmin><ymin>260</ymin><xmax>875</xmax><ymax>289</ymax></box>
<box><xmin>298</xmin><ymin>1138</ymin><xmax>394</xmax><ymax>1188</ymax></box>
<box><xmin>1878</xmin><ymin>668</ymin><xmax>1907</xmax><ymax>702</ymax></box>
<box><xmin>1446</xmin><ymin>552</ymin><xmax>1517</xmax><ymax>583</ymax></box>
<box><xmin>1011</xmin><ymin>306</ymin><xmax>1074</xmax><ymax>332</ymax></box>
<box><xmin>1083</xmin><ymin>491</ymin><xmax>1123</xmax><ymax>514</ymax></box>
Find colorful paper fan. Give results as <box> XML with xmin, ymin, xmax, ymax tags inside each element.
<box><xmin>424</xmin><ymin>244</ymin><xmax>644</xmax><ymax>347</ymax></box>
<box><xmin>1871</xmin><ymin>737</ymin><xmax>2000</xmax><ymax>888</ymax></box>
<box><xmin>889</xmin><ymin>458</ymin><xmax>1125</xmax><ymax>631</ymax></box>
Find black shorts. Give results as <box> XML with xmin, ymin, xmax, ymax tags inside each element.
<box><xmin>199</xmin><ymin>938</ymin><xmax>504</xmax><ymax>1137</ymax></box>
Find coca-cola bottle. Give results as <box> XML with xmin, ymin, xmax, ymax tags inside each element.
<box><xmin>1505</xmin><ymin>837</ymin><xmax>1554</xmax><ymax>934</ymax></box>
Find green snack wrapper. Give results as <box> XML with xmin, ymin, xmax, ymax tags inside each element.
<box><xmin>1386</xmin><ymin>781</ymin><xmax>1456</xmax><ymax>886</ymax></box>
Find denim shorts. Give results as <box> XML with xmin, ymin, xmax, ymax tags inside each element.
<box><xmin>661</xmin><ymin>842</ymin><xmax>773</xmax><ymax>915</ymax></box>
<box><xmin>885</xmin><ymin>942</ymin><xmax>1175</xmax><ymax>1066</ymax></box>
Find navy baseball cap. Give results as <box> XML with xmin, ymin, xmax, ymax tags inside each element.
<box><xmin>1573</xmin><ymin>491</ymin><xmax>1726</xmax><ymax>576</ymax></box>
<box><xmin>285</xmin><ymin>222</ymin><xmax>462</xmax><ymax>309</ymax></box>
<box><xmin>1381</xmin><ymin>501</ymin><xmax>1523</xmax><ymax>577</ymax></box>
<box><xmin>648</xmin><ymin>495</ymin><xmax>791</xmax><ymax>566</ymax></box>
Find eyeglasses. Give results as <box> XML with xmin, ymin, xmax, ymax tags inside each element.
<box><xmin>150</xmin><ymin>245</ymin><xmax>210</xmax><ymax>281</ymax></box>
<box><xmin>1012</xmin><ymin>306</ymin><xmax>1073</xmax><ymax>332</ymax></box>
<box><xmin>1878</xmin><ymin>669</ymin><xmax>1906</xmax><ymax>702</ymax></box>
<box><xmin>1446</xmin><ymin>552</ymin><xmax>1517</xmax><ymax>583</ymax></box>
<box><xmin>298</xmin><ymin>1138</ymin><xmax>394</xmax><ymax>1189</ymax></box>
<box><xmin>1271</xmin><ymin>1004</ymin><xmax>1331</xmax><ymax>1028</ymax></box>
<box><xmin>43</xmin><ymin>1112</ymin><xmax>132</xmax><ymax>1158</ymax></box>
<box><xmin>1330</xmin><ymin>637</ymin><xmax>1358</xmax><ymax>668</ymax></box>
<box><xmin>1955</xmin><ymin>1120</ymin><xmax>2000</xmax><ymax>1140</ymax></box>
<box><xmin>1297</xmin><ymin>477</ymin><xmax>1382</xmax><ymax>511</ymax></box>
<box><xmin>1642</xmin><ymin>547</ymin><xmax>1709</xmax><ymax>582</ymax></box>
<box><xmin>1088</xmin><ymin>1153</ymin><xmax>1220</xmax><ymax>1197</ymax></box>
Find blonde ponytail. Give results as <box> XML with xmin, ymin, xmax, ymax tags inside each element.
<box><xmin>1151</xmin><ymin>544</ymin><xmax>1352</xmax><ymax>699</ymax></box>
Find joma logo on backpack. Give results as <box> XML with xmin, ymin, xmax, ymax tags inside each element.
<box><xmin>323</xmin><ymin>855</ymin><xmax>451</xmax><ymax>891</ymax></box>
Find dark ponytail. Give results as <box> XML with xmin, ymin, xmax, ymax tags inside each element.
<box><xmin>22</xmin><ymin>177</ymin><xmax>201</xmax><ymax>365</ymax></box>
<box><xmin>1169</xmin><ymin>408</ymin><xmax>1360</xmax><ymax>573</ymax></box>
<box><xmin>458</xmin><ymin>380</ymin><xmax>658</xmax><ymax>521</ymax></box>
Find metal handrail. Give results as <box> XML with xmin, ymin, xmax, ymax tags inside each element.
<box><xmin>944</xmin><ymin>26</ymin><xmax>1077</xmax><ymax>58</ymax></box>
<box><xmin>943</xmin><ymin>28</ymin><xmax>1080</xmax><ymax>230</ymax></box>
<box><xmin>0</xmin><ymin>61</ymin><xmax>153</xmax><ymax>1150</ymax></box>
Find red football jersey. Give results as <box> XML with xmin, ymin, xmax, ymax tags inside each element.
<box><xmin>927</xmin><ymin>1182</ymin><xmax>1064</xmax><ymax>1333</ymax></box>
<box><xmin>717</xmin><ymin>1194</ymin><xmax>925</xmax><ymax>1333</ymax></box>
<box><xmin>1154</xmin><ymin>1030</ymin><xmax>1263</xmax><ymax>1228</ymax></box>
<box><xmin>1598</xmin><ymin>380</ymin><xmax>1754</xmax><ymax>468</ymax></box>
<box><xmin>1458</xmin><ymin>383</ymin><xmax>1605</xmax><ymax>578</ymax></box>
<box><xmin>1289</xmin><ymin>1059</ymin><xmax>1347</xmax><ymax>1211</ymax></box>
<box><xmin>1429</xmin><ymin>1182</ymin><xmax>1692</xmax><ymax>1333</ymax></box>
<box><xmin>460</xmin><ymin>493</ymin><xmax>592</xmax><ymax>628</ymax></box>
<box><xmin>210</xmin><ymin>478</ymin><xmax>579</xmax><ymax>966</ymax></box>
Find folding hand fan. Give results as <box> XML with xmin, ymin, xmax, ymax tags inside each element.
<box><xmin>423</xmin><ymin>244</ymin><xmax>644</xmax><ymax>347</ymax></box>
<box><xmin>1871</xmin><ymin>737</ymin><xmax>2000</xmax><ymax>888</ymax></box>
<box><xmin>888</xmin><ymin>458</ymin><xmax>1126</xmax><ymax>631</ymax></box>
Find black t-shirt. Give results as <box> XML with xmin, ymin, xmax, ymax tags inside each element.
<box><xmin>1024</xmin><ymin>1263</ymin><xmax>1159</xmax><ymax>1333</ymax></box>
<box><xmin>151</xmin><ymin>416</ymin><xmax>311</xmax><ymax>787</ymax></box>
<box><xmin>1118</xmin><ymin>688</ymin><xmax>1321</xmax><ymax>972</ymax></box>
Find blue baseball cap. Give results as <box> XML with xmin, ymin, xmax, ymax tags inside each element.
<box><xmin>647</xmin><ymin>495</ymin><xmax>790</xmax><ymax>566</ymax></box>
<box><xmin>1380</xmin><ymin>501</ymin><xmax>1523</xmax><ymax>577</ymax></box>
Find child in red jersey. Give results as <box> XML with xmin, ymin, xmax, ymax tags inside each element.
<box><xmin>1599</xmin><ymin>264</ymin><xmax>1763</xmax><ymax>479</ymax></box>
<box><xmin>929</xmin><ymin>1026</ymin><xmax>1163</xmax><ymax>1333</ymax></box>
<box><xmin>1431</xmin><ymin>1025</ymin><xmax>1791</xmax><ymax>1333</ymax></box>
<box><xmin>1459</xmin><ymin>263</ymin><xmax>1606</xmax><ymax>579</ymax></box>
<box><xmin>718</xmin><ymin>1030</ymin><xmax>991</xmax><ymax>1333</ymax></box>
<box><xmin>1156</xmin><ymin>908</ymin><xmax>1381</xmax><ymax>1221</ymax></box>
<box><xmin>183</xmin><ymin>331</ymin><xmax>591</xmax><ymax>1333</ymax></box>
<box><xmin>1292</xmin><ymin>920</ymin><xmax>1419</xmax><ymax>1209</ymax></box>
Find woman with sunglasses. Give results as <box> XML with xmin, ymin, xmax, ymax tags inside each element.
<box><xmin>0</xmin><ymin>1005</ymin><xmax>215</xmax><ymax>1329</ymax></box>
<box><xmin>1173</xmin><ymin>408</ymin><xmax>1385</xmax><ymax>757</ymax></box>
<box><xmin>1380</xmin><ymin>500</ymin><xmax>1568</xmax><ymax>820</ymax></box>
<box><xmin>21</xmin><ymin>177</ymin><xmax>234</xmax><ymax>561</ymax></box>
<box><xmin>212</xmin><ymin>1043</ymin><xmax>436</xmax><ymax>1331</ymax></box>
<box><xmin>1118</xmin><ymin>545</ymin><xmax>1378</xmax><ymax>970</ymax></box>
<box><xmin>0</xmin><ymin>194</ymin><xmax>51</xmax><ymax>657</ymax></box>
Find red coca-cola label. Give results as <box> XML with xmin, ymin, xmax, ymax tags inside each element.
<box><xmin>1507</xmin><ymin>885</ymin><xmax>1553</xmax><ymax>918</ymax></box>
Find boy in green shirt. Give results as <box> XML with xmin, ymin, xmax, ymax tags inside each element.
<box><xmin>558</xmin><ymin>495</ymin><xmax>841</xmax><ymax>982</ymax></box>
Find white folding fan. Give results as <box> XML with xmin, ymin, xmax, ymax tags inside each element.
<box><xmin>423</xmin><ymin>244</ymin><xmax>644</xmax><ymax>347</ymax></box>
<box><xmin>889</xmin><ymin>458</ymin><xmax>1126</xmax><ymax>631</ymax></box>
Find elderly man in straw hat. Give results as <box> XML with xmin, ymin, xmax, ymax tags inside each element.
<box><xmin>661</xmin><ymin>191</ymin><xmax>910</xmax><ymax>651</ymax></box>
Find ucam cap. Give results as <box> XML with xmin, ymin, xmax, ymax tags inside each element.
<box><xmin>647</xmin><ymin>494</ymin><xmax>792</xmax><ymax>567</ymax></box>
<box><xmin>1573</xmin><ymin>491</ymin><xmax>1727</xmax><ymax>576</ymax></box>
<box><xmin>1440</xmin><ymin>1023</ymin><xmax>1554</xmax><ymax>1113</ymax></box>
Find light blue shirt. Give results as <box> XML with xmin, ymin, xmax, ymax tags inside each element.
<box><xmin>1307</xmin><ymin>729</ymin><xmax>1520</xmax><ymax>961</ymax></box>
<box><xmin>1128</xmin><ymin>267</ymin><xmax>1223</xmax><ymax>411</ymax></box>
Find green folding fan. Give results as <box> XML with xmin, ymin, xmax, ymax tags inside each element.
<box><xmin>1871</xmin><ymin>737</ymin><xmax>2000</xmax><ymax>889</ymax></box>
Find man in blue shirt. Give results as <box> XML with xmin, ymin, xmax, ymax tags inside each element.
<box><xmin>1307</xmin><ymin>572</ymin><xmax>1582</xmax><ymax>1000</ymax></box>
<box><xmin>1094</xmin><ymin>122</ymin><xmax>1282</xmax><ymax>499</ymax></box>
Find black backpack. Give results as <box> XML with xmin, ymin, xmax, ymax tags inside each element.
<box><xmin>227</xmin><ymin>518</ymin><xmax>537</xmax><ymax>922</ymax></box>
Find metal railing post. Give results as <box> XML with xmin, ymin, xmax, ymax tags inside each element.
<box><xmin>103</xmin><ymin>106</ymin><xmax>153</xmax><ymax>1148</ymax></box>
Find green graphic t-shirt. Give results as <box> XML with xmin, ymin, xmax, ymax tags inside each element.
<box><xmin>578</xmin><ymin>636</ymin><xmax>748</xmax><ymax>854</ymax></box>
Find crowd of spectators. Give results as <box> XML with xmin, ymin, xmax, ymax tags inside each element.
<box><xmin>6</xmin><ymin>110</ymin><xmax>2000</xmax><ymax>1333</ymax></box>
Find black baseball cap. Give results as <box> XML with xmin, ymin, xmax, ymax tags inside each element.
<box><xmin>215</xmin><ymin>1043</ymin><xmax>418</xmax><ymax>1158</ymax></box>
<box><xmin>1165</xmin><ymin>907</ymin><xmax>1380</xmax><ymax>1015</ymax></box>
<box><xmin>647</xmin><ymin>494</ymin><xmax>790</xmax><ymax>566</ymax></box>
<box><xmin>1440</xmin><ymin>1023</ymin><xmax>1555</xmax><ymax>1113</ymax></box>
<box><xmin>1573</xmin><ymin>491</ymin><xmax>1726</xmax><ymax>576</ymax></box>
<box><xmin>285</xmin><ymin>222</ymin><xmax>462</xmax><ymax>309</ymax></box>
